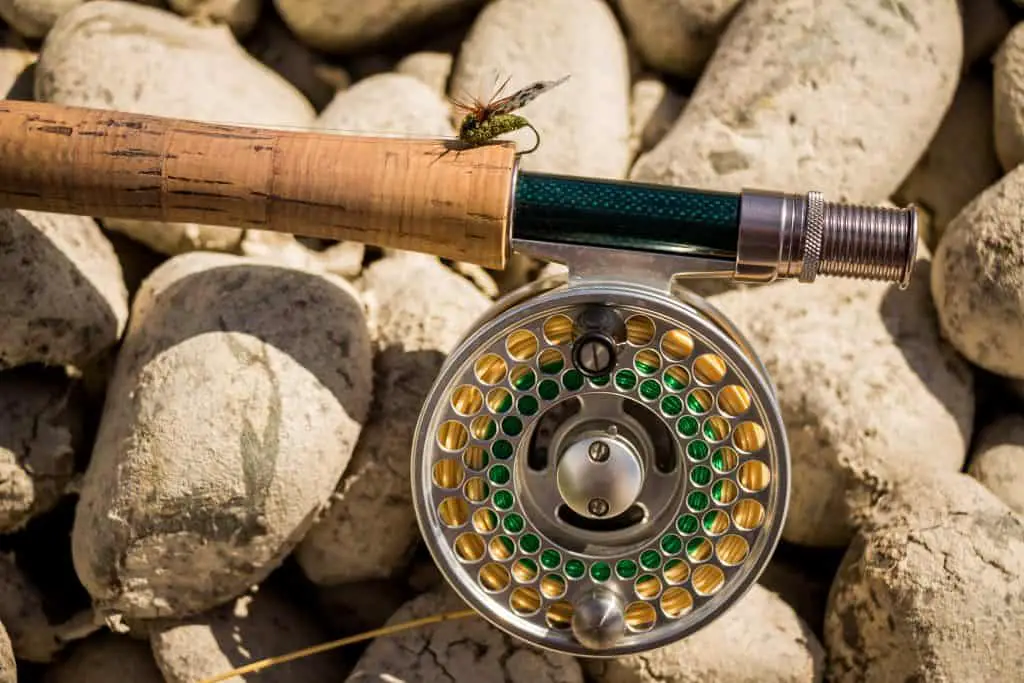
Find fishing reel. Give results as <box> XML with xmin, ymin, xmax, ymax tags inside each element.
<box><xmin>411</xmin><ymin>183</ymin><xmax>918</xmax><ymax>657</ymax></box>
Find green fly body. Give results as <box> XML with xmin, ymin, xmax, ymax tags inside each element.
<box><xmin>451</xmin><ymin>75</ymin><xmax>570</xmax><ymax>154</ymax></box>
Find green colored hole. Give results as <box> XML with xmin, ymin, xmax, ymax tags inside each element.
<box><xmin>492</xmin><ymin>393</ymin><xmax>513</xmax><ymax>413</ymax></box>
<box><xmin>541</xmin><ymin>549</ymin><xmax>562</xmax><ymax>569</ymax></box>
<box><xmin>502</xmin><ymin>417</ymin><xmax>523</xmax><ymax>436</ymax></box>
<box><xmin>590</xmin><ymin>375</ymin><xmax>610</xmax><ymax>386</ymax></box>
<box><xmin>677</xmin><ymin>514</ymin><xmax>699</xmax><ymax>534</ymax></box>
<box><xmin>687</xmin><ymin>440</ymin><xmax>709</xmax><ymax>460</ymax></box>
<box><xmin>635</xmin><ymin>358</ymin><xmax>658</xmax><ymax>375</ymax></box>
<box><xmin>590</xmin><ymin>562</ymin><xmax>611</xmax><ymax>582</ymax></box>
<box><xmin>677</xmin><ymin>416</ymin><xmax>699</xmax><ymax>437</ymax></box>
<box><xmin>664</xmin><ymin>370</ymin><xmax>687</xmax><ymax>391</ymax></box>
<box><xmin>565</xmin><ymin>559</ymin><xmax>585</xmax><ymax>579</ymax></box>
<box><xmin>540</xmin><ymin>358</ymin><xmax>564</xmax><ymax>374</ymax></box>
<box><xmin>639</xmin><ymin>379</ymin><xmax>661</xmax><ymax>400</ymax></box>
<box><xmin>660</xmin><ymin>534</ymin><xmax>682</xmax><ymax>555</ymax></box>
<box><xmin>512</xmin><ymin>369</ymin><xmax>536</xmax><ymax>391</ymax></box>
<box><xmin>711</xmin><ymin>449</ymin><xmax>730</xmax><ymax>471</ymax></box>
<box><xmin>517</xmin><ymin>395</ymin><xmax>538</xmax><ymax>416</ymax></box>
<box><xmin>690</xmin><ymin>466</ymin><xmax>712</xmax><ymax>486</ymax></box>
<box><xmin>703</xmin><ymin>510</ymin><xmax>727</xmax><ymax>533</ymax></box>
<box><xmin>563</xmin><ymin>370</ymin><xmax>584</xmax><ymax>391</ymax></box>
<box><xmin>493</xmin><ymin>490</ymin><xmax>514</xmax><ymax>510</ymax></box>
<box><xmin>687</xmin><ymin>491</ymin><xmax>709</xmax><ymax>512</ymax></box>
<box><xmin>476</xmin><ymin>420</ymin><xmax>497</xmax><ymax>440</ymax></box>
<box><xmin>494</xmin><ymin>536</ymin><xmax>515</xmax><ymax>556</ymax></box>
<box><xmin>503</xmin><ymin>513</ymin><xmax>524</xmax><ymax>533</ymax></box>
<box><xmin>687</xmin><ymin>392</ymin><xmax>709</xmax><ymax>413</ymax></box>
<box><xmin>489</xmin><ymin>464</ymin><xmax>510</xmax><ymax>485</ymax></box>
<box><xmin>493</xmin><ymin>440</ymin><xmax>513</xmax><ymax>460</ymax></box>
<box><xmin>615</xmin><ymin>370</ymin><xmax>637</xmax><ymax>390</ymax></box>
<box><xmin>616</xmin><ymin>559</ymin><xmax>638</xmax><ymax>579</ymax></box>
<box><xmin>538</xmin><ymin>379</ymin><xmax>559</xmax><ymax>401</ymax></box>
<box><xmin>640</xmin><ymin>550</ymin><xmax>661</xmax><ymax>570</ymax></box>
<box><xmin>520</xmin><ymin>533</ymin><xmax>540</xmax><ymax>553</ymax></box>
<box><xmin>686</xmin><ymin>538</ymin><xmax>711</xmax><ymax>561</ymax></box>
<box><xmin>661</xmin><ymin>395</ymin><xmax>683</xmax><ymax>416</ymax></box>
<box><xmin>516</xmin><ymin>557</ymin><xmax>538</xmax><ymax>575</ymax></box>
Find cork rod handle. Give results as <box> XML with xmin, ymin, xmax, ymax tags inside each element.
<box><xmin>0</xmin><ymin>99</ymin><xmax>518</xmax><ymax>268</ymax></box>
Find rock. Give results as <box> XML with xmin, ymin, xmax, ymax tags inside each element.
<box><xmin>344</xmin><ymin>587</ymin><xmax>583</xmax><ymax>683</ymax></box>
<box><xmin>150</xmin><ymin>587</ymin><xmax>346</xmax><ymax>683</ymax></box>
<box><xmin>630</xmin><ymin>73</ymin><xmax>687</xmax><ymax>158</ymax></box>
<box><xmin>70</xmin><ymin>251</ymin><xmax>374</xmax><ymax>620</ymax></box>
<box><xmin>0</xmin><ymin>366</ymin><xmax>85</xmax><ymax>533</ymax></box>
<box><xmin>449</xmin><ymin>260</ymin><xmax>498</xmax><ymax>298</ymax></box>
<box><xmin>963</xmin><ymin>0</ymin><xmax>1013</xmax><ymax>68</ymax></box>
<box><xmin>967</xmin><ymin>413</ymin><xmax>1024</xmax><ymax>515</ymax></box>
<box><xmin>41</xmin><ymin>631</ymin><xmax>164</xmax><ymax>683</ymax></box>
<box><xmin>995</xmin><ymin>22</ymin><xmax>1024</xmax><ymax>171</ymax></box>
<box><xmin>583</xmin><ymin>585</ymin><xmax>823</xmax><ymax>683</ymax></box>
<box><xmin>239</xmin><ymin>231</ymin><xmax>366</xmax><ymax>280</ymax></box>
<box><xmin>315</xmin><ymin>71</ymin><xmax>454</xmax><ymax>138</ymax></box>
<box><xmin>931</xmin><ymin>162</ymin><xmax>1024</xmax><ymax>380</ymax></box>
<box><xmin>617</xmin><ymin>0</ymin><xmax>744</xmax><ymax>78</ymax></box>
<box><xmin>450</xmin><ymin>0</ymin><xmax>632</xmax><ymax>178</ymax></box>
<box><xmin>0</xmin><ymin>209</ymin><xmax>128</xmax><ymax>372</ymax></box>
<box><xmin>274</xmin><ymin>0</ymin><xmax>485</xmax><ymax>53</ymax></box>
<box><xmin>396</xmin><ymin>50</ymin><xmax>454</xmax><ymax>95</ymax></box>
<box><xmin>34</xmin><ymin>0</ymin><xmax>317</xmax><ymax>255</ymax></box>
<box><xmin>0</xmin><ymin>26</ymin><xmax>36</xmax><ymax>100</ymax></box>
<box><xmin>0</xmin><ymin>0</ymin><xmax>155</xmax><ymax>39</ymax></box>
<box><xmin>708</xmin><ymin>247</ymin><xmax>975</xmax><ymax>547</ymax></box>
<box><xmin>894</xmin><ymin>70</ymin><xmax>1002</xmax><ymax>250</ymax></box>
<box><xmin>168</xmin><ymin>0</ymin><xmax>261</xmax><ymax>38</ymax></box>
<box><xmin>0</xmin><ymin>621</ymin><xmax>13</xmax><ymax>683</ymax></box>
<box><xmin>631</xmin><ymin>0</ymin><xmax>963</xmax><ymax>204</ymax></box>
<box><xmin>294</xmin><ymin>255</ymin><xmax>491</xmax><ymax>585</ymax></box>
<box><xmin>823</xmin><ymin>470</ymin><xmax>1024</xmax><ymax>682</ymax></box>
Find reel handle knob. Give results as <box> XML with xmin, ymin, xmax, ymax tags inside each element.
<box><xmin>571</xmin><ymin>590</ymin><xmax>626</xmax><ymax>651</ymax></box>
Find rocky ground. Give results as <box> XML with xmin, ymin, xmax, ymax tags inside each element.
<box><xmin>1</xmin><ymin>0</ymin><xmax>1023</xmax><ymax>681</ymax></box>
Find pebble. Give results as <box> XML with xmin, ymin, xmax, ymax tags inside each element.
<box><xmin>314</xmin><ymin>71</ymin><xmax>453</xmax><ymax>138</ymax></box>
<box><xmin>167</xmin><ymin>0</ymin><xmax>261</xmax><ymax>38</ymax></box>
<box><xmin>708</xmin><ymin>247</ymin><xmax>975</xmax><ymax>547</ymax></box>
<box><xmin>0</xmin><ymin>366</ymin><xmax>85</xmax><ymax>534</ymax></box>
<box><xmin>931</xmin><ymin>161</ymin><xmax>1024</xmax><ymax>380</ymax></box>
<box><xmin>71</xmin><ymin>251</ymin><xmax>374</xmax><ymax>619</ymax></box>
<box><xmin>0</xmin><ymin>0</ymin><xmax>158</xmax><ymax>39</ymax></box>
<box><xmin>824</xmin><ymin>470</ymin><xmax>1024</xmax><ymax>682</ymax></box>
<box><xmin>894</xmin><ymin>70</ymin><xmax>1002</xmax><ymax>249</ymax></box>
<box><xmin>343</xmin><ymin>587</ymin><xmax>583</xmax><ymax>683</ymax></box>
<box><xmin>34</xmin><ymin>0</ymin><xmax>316</xmax><ymax>255</ymax></box>
<box><xmin>449</xmin><ymin>0</ymin><xmax>632</xmax><ymax>178</ymax></box>
<box><xmin>994</xmin><ymin>21</ymin><xmax>1024</xmax><ymax>171</ymax></box>
<box><xmin>583</xmin><ymin>584</ymin><xmax>824</xmax><ymax>683</ymax></box>
<box><xmin>617</xmin><ymin>0</ymin><xmax>744</xmax><ymax>78</ymax></box>
<box><xmin>396</xmin><ymin>50</ymin><xmax>455</xmax><ymax>96</ymax></box>
<box><xmin>967</xmin><ymin>413</ymin><xmax>1024</xmax><ymax>516</ymax></box>
<box><xmin>0</xmin><ymin>621</ymin><xmax>12</xmax><ymax>683</ymax></box>
<box><xmin>629</xmin><ymin>73</ymin><xmax>687</xmax><ymax>158</ymax></box>
<box><xmin>0</xmin><ymin>209</ymin><xmax>128</xmax><ymax>372</ymax></box>
<box><xmin>294</xmin><ymin>254</ymin><xmax>491</xmax><ymax>585</ymax></box>
<box><xmin>41</xmin><ymin>631</ymin><xmax>164</xmax><ymax>683</ymax></box>
<box><xmin>150</xmin><ymin>588</ymin><xmax>346</xmax><ymax>682</ymax></box>
<box><xmin>630</xmin><ymin>0</ymin><xmax>963</xmax><ymax>203</ymax></box>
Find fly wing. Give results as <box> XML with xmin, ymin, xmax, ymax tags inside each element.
<box><xmin>489</xmin><ymin>75</ymin><xmax>570</xmax><ymax>116</ymax></box>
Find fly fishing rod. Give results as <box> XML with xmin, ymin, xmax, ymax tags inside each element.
<box><xmin>0</xmin><ymin>98</ymin><xmax>916</xmax><ymax>661</ymax></box>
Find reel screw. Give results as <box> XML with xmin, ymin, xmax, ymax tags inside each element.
<box><xmin>588</xmin><ymin>440</ymin><xmax>610</xmax><ymax>462</ymax></box>
<box><xmin>587</xmin><ymin>498</ymin><xmax>610</xmax><ymax>516</ymax></box>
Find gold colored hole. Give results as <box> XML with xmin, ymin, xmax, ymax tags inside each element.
<box><xmin>510</xmin><ymin>587</ymin><xmax>541</xmax><ymax>615</ymax></box>
<box><xmin>512</xmin><ymin>559</ymin><xmax>538</xmax><ymax>583</ymax></box>
<box><xmin>488</xmin><ymin>536</ymin><xmax>515</xmax><ymax>560</ymax></box>
<box><xmin>546</xmin><ymin>601</ymin><xmax>573</xmax><ymax>629</ymax></box>
<box><xmin>703</xmin><ymin>417</ymin><xmax>730</xmax><ymax>441</ymax></box>
<box><xmin>463</xmin><ymin>446</ymin><xmax>488</xmax><ymax>471</ymax></box>
<box><xmin>538</xmin><ymin>348</ymin><xmax>564</xmax><ymax>373</ymax></box>
<box><xmin>717</xmin><ymin>535</ymin><xmax>750</xmax><ymax>566</ymax></box>
<box><xmin>635</xmin><ymin>575</ymin><xmax>662</xmax><ymax>599</ymax></box>
<box><xmin>703</xmin><ymin>510</ymin><xmax>730</xmax><ymax>535</ymax></box>
<box><xmin>664</xmin><ymin>365</ymin><xmax>690</xmax><ymax>390</ymax></box>
<box><xmin>540</xmin><ymin>574</ymin><xmax>566</xmax><ymax>599</ymax></box>
<box><xmin>635</xmin><ymin>349</ymin><xmax>662</xmax><ymax>374</ymax></box>
<box><xmin>510</xmin><ymin>366</ymin><xmax>534</xmax><ymax>389</ymax></box>
<box><xmin>734</xmin><ymin>421</ymin><xmax>767</xmax><ymax>453</ymax></box>
<box><xmin>479</xmin><ymin>563</ymin><xmax>510</xmax><ymax>592</ymax></box>
<box><xmin>438</xmin><ymin>497</ymin><xmax>469</xmax><ymax>527</ymax></box>
<box><xmin>487</xmin><ymin>388</ymin><xmax>513</xmax><ymax>414</ymax></box>
<box><xmin>437</xmin><ymin>420</ymin><xmax>468</xmax><ymax>451</ymax></box>
<box><xmin>738</xmin><ymin>460</ymin><xmax>771</xmax><ymax>492</ymax></box>
<box><xmin>472</xmin><ymin>508</ymin><xmax>498</xmax><ymax>533</ymax></box>
<box><xmin>732</xmin><ymin>499</ymin><xmax>765</xmax><ymax>530</ymax></box>
<box><xmin>463</xmin><ymin>477</ymin><xmax>489</xmax><ymax>502</ymax></box>
<box><xmin>475</xmin><ymin>354</ymin><xmax>508</xmax><ymax>385</ymax></box>
<box><xmin>454</xmin><ymin>533</ymin><xmax>485</xmax><ymax>562</ymax></box>
<box><xmin>713</xmin><ymin>479</ymin><xmax>739</xmax><ymax>504</ymax></box>
<box><xmin>693</xmin><ymin>353</ymin><xmax>727</xmax><ymax>384</ymax></box>
<box><xmin>718</xmin><ymin>385</ymin><xmax>751</xmax><ymax>416</ymax></box>
<box><xmin>471</xmin><ymin>415</ymin><xmax>496</xmax><ymax>440</ymax></box>
<box><xmin>506</xmin><ymin>329</ymin><xmax>539</xmax><ymax>361</ymax></box>
<box><xmin>692</xmin><ymin>564</ymin><xmax>725</xmax><ymax>596</ymax></box>
<box><xmin>663</xmin><ymin>559</ymin><xmax>690</xmax><ymax>584</ymax></box>
<box><xmin>626</xmin><ymin>315</ymin><xmax>656</xmax><ymax>345</ymax></box>
<box><xmin>625</xmin><ymin>602</ymin><xmax>657</xmax><ymax>631</ymax></box>
<box><xmin>543</xmin><ymin>314</ymin><xmax>575</xmax><ymax>345</ymax></box>
<box><xmin>432</xmin><ymin>459</ymin><xmax>463</xmax><ymax>489</ymax></box>
<box><xmin>688</xmin><ymin>388</ymin><xmax>713</xmax><ymax>413</ymax></box>
<box><xmin>660</xmin><ymin>587</ymin><xmax>693</xmax><ymax>619</ymax></box>
<box><xmin>712</xmin><ymin>447</ymin><xmax>739</xmax><ymax>473</ymax></box>
<box><xmin>451</xmin><ymin>384</ymin><xmax>483</xmax><ymax>416</ymax></box>
<box><xmin>661</xmin><ymin>329</ymin><xmax>694</xmax><ymax>361</ymax></box>
<box><xmin>686</xmin><ymin>538</ymin><xmax>712</xmax><ymax>562</ymax></box>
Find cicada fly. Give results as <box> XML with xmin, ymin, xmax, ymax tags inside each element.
<box><xmin>450</xmin><ymin>74</ymin><xmax>570</xmax><ymax>155</ymax></box>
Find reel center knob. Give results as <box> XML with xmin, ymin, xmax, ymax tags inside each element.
<box><xmin>555</xmin><ymin>429</ymin><xmax>643</xmax><ymax>520</ymax></box>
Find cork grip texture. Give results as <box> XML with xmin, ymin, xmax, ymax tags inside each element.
<box><xmin>0</xmin><ymin>99</ymin><xmax>517</xmax><ymax>268</ymax></box>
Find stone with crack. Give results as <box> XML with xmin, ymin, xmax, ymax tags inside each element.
<box><xmin>70</xmin><ymin>251</ymin><xmax>374</xmax><ymax>620</ymax></box>
<box><xmin>824</xmin><ymin>469</ymin><xmax>1024</xmax><ymax>682</ymax></box>
<box><xmin>41</xmin><ymin>631</ymin><xmax>164</xmax><ymax>683</ymax></box>
<box><xmin>295</xmin><ymin>254</ymin><xmax>491</xmax><ymax>585</ymax></box>
<box><xmin>967</xmin><ymin>413</ymin><xmax>1024</xmax><ymax>516</ymax></box>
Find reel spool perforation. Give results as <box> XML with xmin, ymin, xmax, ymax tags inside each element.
<box><xmin>413</xmin><ymin>279</ymin><xmax>789</xmax><ymax>656</ymax></box>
